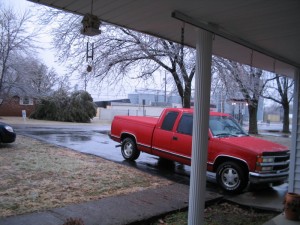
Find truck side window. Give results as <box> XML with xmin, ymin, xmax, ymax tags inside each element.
<box><xmin>161</xmin><ymin>111</ymin><xmax>179</xmax><ymax>131</ymax></box>
<box><xmin>177</xmin><ymin>113</ymin><xmax>193</xmax><ymax>135</ymax></box>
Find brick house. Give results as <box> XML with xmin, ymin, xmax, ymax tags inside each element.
<box><xmin>0</xmin><ymin>96</ymin><xmax>37</xmax><ymax>117</ymax></box>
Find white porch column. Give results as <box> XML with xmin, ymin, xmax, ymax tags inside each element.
<box><xmin>289</xmin><ymin>68</ymin><xmax>300</xmax><ymax>193</ymax></box>
<box><xmin>188</xmin><ymin>29</ymin><xmax>213</xmax><ymax>224</ymax></box>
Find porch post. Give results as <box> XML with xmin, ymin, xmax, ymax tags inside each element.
<box><xmin>188</xmin><ymin>29</ymin><xmax>213</xmax><ymax>224</ymax></box>
<box><xmin>289</xmin><ymin>68</ymin><xmax>300</xmax><ymax>193</ymax></box>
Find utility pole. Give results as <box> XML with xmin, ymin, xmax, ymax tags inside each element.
<box><xmin>84</xmin><ymin>73</ymin><xmax>87</xmax><ymax>91</ymax></box>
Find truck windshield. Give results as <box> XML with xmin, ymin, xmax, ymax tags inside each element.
<box><xmin>209</xmin><ymin>116</ymin><xmax>248</xmax><ymax>137</ymax></box>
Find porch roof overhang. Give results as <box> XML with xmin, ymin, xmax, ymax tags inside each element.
<box><xmin>28</xmin><ymin>0</ymin><xmax>300</xmax><ymax>77</ymax></box>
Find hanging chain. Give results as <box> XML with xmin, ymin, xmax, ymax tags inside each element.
<box><xmin>180</xmin><ymin>22</ymin><xmax>185</xmax><ymax>60</ymax></box>
<box><xmin>250</xmin><ymin>49</ymin><xmax>254</xmax><ymax>74</ymax></box>
<box><xmin>91</xmin><ymin>0</ymin><xmax>94</xmax><ymax>14</ymax></box>
<box><xmin>273</xmin><ymin>59</ymin><xmax>276</xmax><ymax>73</ymax></box>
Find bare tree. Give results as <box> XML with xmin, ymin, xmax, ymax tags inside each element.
<box><xmin>262</xmin><ymin>74</ymin><xmax>294</xmax><ymax>133</ymax></box>
<box><xmin>23</xmin><ymin>57</ymin><xmax>59</xmax><ymax>96</ymax></box>
<box><xmin>0</xmin><ymin>4</ymin><xmax>39</xmax><ymax>98</ymax></box>
<box><xmin>1</xmin><ymin>54</ymin><xmax>59</xmax><ymax>100</ymax></box>
<box><xmin>211</xmin><ymin>56</ymin><xmax>231</xmax><ymax>113</ymax></box>
<box><xmin>38</xmin><ymin>9</ymin><xmax>196</xmax><ymax>107</ymax></box>
<box><xmin>214</xmin><ymin>58</ymin><xmax>274</xmax><ymax>134</ymax></box>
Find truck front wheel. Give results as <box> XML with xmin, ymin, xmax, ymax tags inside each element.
<box><xmin>216</xmin><ymin>161</ymin><xmax>248</xmax><ymax>194</ymax></box>
<box><xmin>121</xmin><ymin>138</ymin><xmax>140</xmax><ymax>161</ymax></box>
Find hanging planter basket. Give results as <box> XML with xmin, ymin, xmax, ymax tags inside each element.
<box><xmin>283</xmin><ymin>192</ymin><xmax>300</xmax><ymax>221</ymax></box>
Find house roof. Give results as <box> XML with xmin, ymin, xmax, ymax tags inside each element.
<box><xmin>27</xmin><ymin>0</ymin><xmax>300</xmax><ymax>77</ymax></box>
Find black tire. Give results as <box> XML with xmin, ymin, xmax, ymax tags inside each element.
<box><xmin>216</xmin><ymin>161</ymin><xmax>248</xmax><ymax>194</ymax></box>
<box><xmin>121</xmin><ymin>138</ymin><xmax>140</xmax><ymax>161</ymax></box>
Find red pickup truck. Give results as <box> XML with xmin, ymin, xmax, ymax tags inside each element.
<box><xmin>110</xmin><ymin>108</ymin><xmax>290</xmax><ymax>193</ymax></box>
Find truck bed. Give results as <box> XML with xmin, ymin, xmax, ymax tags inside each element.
<box><xmin>110</xmin><ymin>115</ymin><xmax>159</xmax><ymax>153</ymax></box>
<box><xmin>115</xmin><ymin>116</ymin><xmax>159</xmax><ymax>126</ymax></box>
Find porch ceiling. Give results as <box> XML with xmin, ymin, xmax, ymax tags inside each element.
<box><xmin>28</xmin><ymin>0</ymin><xmax>300</xmax><ymax>77</ymax></box>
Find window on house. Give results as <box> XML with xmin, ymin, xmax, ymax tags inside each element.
<box><xmin>20</xmin><ymin>97</ymin><xmax>33</xmax><ymax>105</ymax></box>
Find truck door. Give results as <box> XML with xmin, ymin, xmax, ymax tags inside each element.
<box><xmin>171</xmin><ymin>113</ymin><xmax>193</xmax><ymax>164</ymax></box>
<box><xmin>152</xmin><ymin>111</ymin><xmax>179</xmax><ymax>158</ymax></box>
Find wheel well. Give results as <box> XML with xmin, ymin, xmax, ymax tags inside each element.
<box><xmin>213</xmin><ymin>156</ymin><xmax>249</xmax><ymax>174</ymax></box>
<box><xmin>120</xmin><ymin>133</ymin><xmax>136</xmax><ymax>143</ymax></box>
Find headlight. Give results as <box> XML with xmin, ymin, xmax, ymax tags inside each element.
<box><xmin>257</xmin><ymin>156</ymin><xmax>274</xmax><ymax>163</ymax></box>
<box><xmin>262</xmin><ymin>158</ymin><xmax>274</xmax><ymax>163</ymax></box>
<box><xmin>4</xmin><ymin>125</ymin><xmax>14</xmax><ymax>133</ymax></box>
<box><xmin>260</xmin><ymin>166</ymin><xmax>273</xmax><ymax>171</ymax></box>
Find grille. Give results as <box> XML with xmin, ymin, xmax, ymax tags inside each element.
<box><xmin>263</xmin><ymin>150</ymin><xmax>290</xmax><ymax>171</ymax></box>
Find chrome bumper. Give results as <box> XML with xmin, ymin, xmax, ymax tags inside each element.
<box><xmin>249</xmin><ymin>171</ymin><xmax>289</xmax><ymax>184</ymax></box>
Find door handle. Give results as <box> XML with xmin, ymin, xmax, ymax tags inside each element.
<box><xmin>173</xmin><ymin>136</ymin><xmax>178</xmax><ymax>140</ymax></box>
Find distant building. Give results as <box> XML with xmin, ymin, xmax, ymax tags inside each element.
<box><xmin>211</xmin><ymin>92</ymin><xmax>264</xmax><ymax>122</ymax></box>
<box><xmin>95</xmin><ymin>88</ymin><xmax>264</xmax><ymax>123</ymax></box>
<box><xmin>128</xmin><ymin>89</ymin><xmax>181</xmax><ymax>106</ymax></box>
<box><xmin>94</xmin><ymin>99</ymin><xmax>130</xmax><ymax>108</ymax></box>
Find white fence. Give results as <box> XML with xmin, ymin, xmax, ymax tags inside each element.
<box><xmin>97</xmin><ymin>106</ymin><xmax>165</xmax><ymax>121</ymax></box>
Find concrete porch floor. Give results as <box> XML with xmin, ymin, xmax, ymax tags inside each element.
<box><xmin>263</xmin><ymin>213</ymin><xmax>299</xmax><ymax>225</ymax></box>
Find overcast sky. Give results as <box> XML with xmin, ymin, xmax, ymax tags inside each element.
<box><xmin>2</xmin><ymin>0</ymin><xmax>114</xmax><ymax>100</ymax></box>
<box><xmin>3</xmin><ymin>0</ymin><xmax>167</xmax><ymax>101</ymax></box>
<box><xmin>4</xmin><ymin>0</ymin><xmax>65</xmax><ymax>73</ymax></box>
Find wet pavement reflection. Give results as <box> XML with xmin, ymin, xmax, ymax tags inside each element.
<box><xmin>14</xmin><ymin>125</ymin><xmax>193</xmax><ymax>186</ymax></box>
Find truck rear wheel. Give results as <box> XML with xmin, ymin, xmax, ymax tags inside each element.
<box><xmin>121</xmin><ymin>138</ymin><xmax>140</xmax><ymax>161</ymax></box>
<box><xmin>216</xmin><ymin>161</ymin><xmax>248</xmax><ymax>194</ymax></box>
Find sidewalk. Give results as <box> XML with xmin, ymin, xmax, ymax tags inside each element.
<box><xmin>0</xmin><ymin>183</ymin><xmax>222</xmax><ymax>225</ymax></box>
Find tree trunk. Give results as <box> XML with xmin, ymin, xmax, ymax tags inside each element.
<box><xmin>248</xmin><ymin>104</ymin><xmax>258</xmax><ymax>134</ymax></box>
<box><xmin>182</xmin><ymin>94</ymin><xmax>191</xmax><ymax>108</ymax></box>
<box><xmin>182</xmin><ymin>81</ymin><xmax>192</xmax><ymax>108</ymax></box>
<box><xmin>282</xmin><ymin>103</ymin><xmax>290</xmax><ymax>133</ymax></box>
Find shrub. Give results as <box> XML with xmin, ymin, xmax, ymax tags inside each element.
<box><xmin>30</xmin><ymin>90</ymin><xmax>96</xmax><ymax>123</ymax></box>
